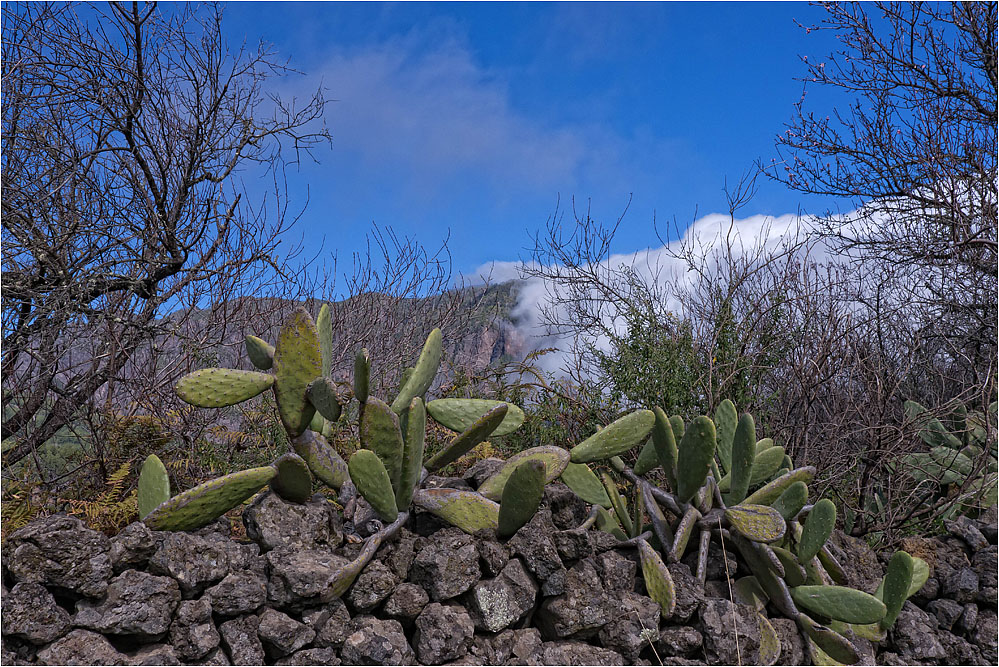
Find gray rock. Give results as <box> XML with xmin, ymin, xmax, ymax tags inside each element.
<box><xmin>972</xmin><ymin>610</ymin><xmax>998</xmax><ymax>664</ymax></box>
<box><xmin>978</xmin><ymin>505</ymin><xmax>998</xmax><ymax>543</ymax></box>
<box><xmin>958</xmin><ymin>603</ymin><xmax>980</xmax><ymax>636</ymax></box>
<box><xmin>2</xmin><ymin>515</ymin><xmax>112</xmax><ymax>598</ymax></box>
<box><xmin>1</xmin><ymin>582</ymin><xmax>71</xmax><ymax>645</ymax></box>
<box><xmin>702</xmin><ymin>580</ymin><xmax>729</xmax><ymax>599</ymax></box>
<box><xmin>423</xmin><ymin>475</ymin><xmax>474</xmax><ymax>491</ymax></box>
<box><xmin>657</xmin><ymin>626</ymin><xmax>703</xmax><ymax>658</ymax></box>
<box><xmin>771</xmin><ymin>618</ymin><xmax>805</xmax><ymax>666</ymax></box>
<box><xmin>507</xmin><ymin>510</ymin><xmax>567</xmax><ymax>596</ymax></box>
<box><xmin>937</xmin><ymin>628</ymin><xmax>986</xmax><ymax>665</ymax></box>
<box><xmin>826</xmin><ymin>530</ymin><xmax>883</xmax><ymax>594</ymax></box>
<box><xmin>126</xmin><ymin>643</ymin><xmax>181</xmax><ymax>665</ymax></box>
<box><xmin>169</xmin><ymin>598</ymin><xmax>220</xmax><ymax>660</ymax></box>
<box><xmin>377</xmin><ymin>528</ymin><xmax>418</xmax><ymax>580</ymax></box>
<box><xmin>542</xmin><ymin>483</ymin><xmax>589</xmax><ymax>530</ymax></box>
<box><xmin>598</xmin><ymin>591</ymin><xmax>660</xmax><ymax>660</ymax></box>
<box><xmin>257</xmin><ymin>608</ymin><xmax>315</xmax><ymax>658</ymax></box>
<box><xmin>218</xmin><ymin>615</ymin><xmax>265</xmax><ymax>666</ymax></box>
<box><xmin>553</xmin><ymin>529</ymin><xmax>592</xmax><ymax>562</ymax></box>
<box><xmin>532</xmin><ymin>641</ymin><xmax>625</xmax><ymax>665</ymax></box>
<box><xmin>595</xmin><ymin>549</ymin><xmax>637</xmax><ymax>592</ymax></box>
<box><xmin>926</xmin><ymin>598</ymin><xmax>964</xmax><ymax>631</ymax></box>
<box><xmin>74</xmin><ymin>569</ymin><xmax>180</xmax><ymax>640</ymax></box>
<box><xmin>682</xmin><ymin>541</ymin><xmax>738</xmax><ymax>581</ymax></box>
<box><xmin>912</xmin><ymin>576</ymin><xmax>941</xmax><ymax>605</ymax></box>
<box><xmin>486</xmin><ymin>628</ymin><xmax>542</xmax><ymax>665</ymax></box>
<box><xmin>465</xmin><ymin>558</ymin><xmax>539</xmax><ymax>632</ymax></box>
<box><xmin>243</xmin><ymin>491</ymin><xmax>342</xmax><ymax>553</ymax></box>
<box><xmin>973</xmin><ymin>545</ymin><xmax>998</xmax><ymax>605</ymax></box>
<box><xmin>462</xmin><ymin>458</ymin><xmax>506</xmax><ymax>488</ymax></box>
<box><xmin>946</xmin><ymin>516</ymin><xmax>989</xmax><ymax>551</ymax></box>
<box><xmin>535</xmin><ymin>558</ymin><xmax>613</xmax><ymax>640</ymax></box>
<box><xmin>148</xmin><ymin>532</ymin><xmax>232</xmax><ymax>597</ymax></box>
<box><xmin>667</xmin><ymin>562</ymin><xmax>705</xmax><ymax>623</ymax></box>
<box><xmin>698</xmin><ymin>598</ymin><xmax>761</xmax><ymax>665</ymax></box>
<box><xmin>205</xmin><ymin>571</ymin><xmax>268</xmax><ymax>616</ymax></box>
<box><xmin>36</xmin><ymin>629</ymin><xmax>126</xmax><ymax>666</ymax></box>
<box><xmin>382</xmin><ymin>582</ymin><xmax>430</xmax><ymax>626</ymax></box>
<box><xmin>276</xmin><ymin>647</ymin><xmax>340</xmax><ymax>665</ymax></box>
<box><xmin>340</xmin><ymin>616</ymin><xmax>416</xmax><ymax>665</ymax></box>
<box><xmin>941</xmin><ymin>566</ymin><xmax>980</xmax><ymax>603</ymax></box>
<box><xmin>590</xmin><ymin>530</ymin><xmax>623</xmax><ymax>553</ymax></box>
<box><xmin>193</xmin><ymin>647</ymin><xmax>232</xmax><ymax>666</ymax></box>
<box><xmin>347</xmin><ymin>559</ymin><xmax>399</xmax><ymax>612</ymax></box>
<box><xmin>414</xmin><ymin>602</ymin><xmax>475</xmax><ymax>664</ymax></box>
<box><xmin>302</xmin><ymin>599</ymin><xmax>351</xmax><ymax>649</ymax></box>
<box><xmin>109</xmin><ymin>522</ymin><xmax>161</xmax><ymax>573</ymax></box>
<box><xmin>409</xmin><ymin>528</ymin><xmax>480</xmax><ymax>601</ymax></box>
<box><xmin>266</xmin><ymin>547</ymin><xmax>349</xmax><ymax>610</ymax></box>
<box><xmin>890</xmin><ymin>601</ymin><xmax>948</xmax><ymax>661</ymax></box>
<box><xmin>478</xmin><ymin>539</ymin><xmax>511</xmax><ymax>577</ymax></box>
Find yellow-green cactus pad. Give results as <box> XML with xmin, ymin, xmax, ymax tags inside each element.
<box><xmin>317</xmin><ymin>303</ymin><xmax>333</xmax><ymax>377</ymax></box>
<box><xmin>360</xmin><ymin>397</ymin><xmax>404</xmax><ymax>490</ymax></box>
<box><xmin>670</xmin><ymin>506</ymin><xmax>702</xmax><ymax>562</ymax></box>
<box><xmin>424</xmin><ymin>403</ymin><xmax>508</xmax><ymax>472</ymax></box>
<box><xmin>725</xmin><ymin>504</ymin><xmax>786</xmax><ymax>543</ymax></box>
<box><xmin>426</xmin><ymin>398</ymin><xmax>526</xmax><ymax>437</ymax></box>
<box><xmin>570</xmin><ymin>409</ymin><xmax>655</xmax><ymax>464</ymax></box>
<box><xmin>138</xmin><ymin>455</ymin><xmax>170</xmax><ymax>520</ymax></box>
<box><xmin>907</xmin><ymin>557</ymin><xmax>930</xmax><ymax>598</ymax></box>
<box><xmin>397</xmin><ymin>397</ymin><xmax>426</xmax><ymax>510</ymax></box>
<box><xmin>714</xmin><ymin>399</ymin><xmax>738</xmax><ymax>474</ymax></box>
<box><xmin>144</xmin><ymin>466</ymin><xmax>276</xmax><ymax>531</ymax></box>
<box><xmin>743</xmin><ymin>467</ymin><xmax>816</xmax><ymax>506</ymax></box>
<box><xmin>791</xmin><ymin>586</ymin><xmax>887</xmax><ymax>625</ymax></box>
<box><xmin>391</xmin><ymin>328</ymin><xmax>442</xmax><ymax>414</ymax></box>
<box><xmin>497</xmin><ymin>460</ymin><xmax>546</xmax><ymax>538</ymax></box>
<box><xmin>560</xmin><ymin>462</ymin><xmax>612</xmax><ymax>508</ymax></box>
<box><xmin>412</xmin><ymin>488</ymin><xmax>500</xmax><ymax>535</ymax></box>
<box><xmin>245</xmin><ymin>335</ymin><xmax>275</xmax><ymax>370</ymax></box>
<box><xmin>292</xmin><ymin>431</ymin><xmax>348</xmax><ymax>490</ymax></box>
<box><xmin>478</xmin><ymin>446</ymin><xmax>570</xmax><ymax>500</ymax></box>
<box><xmin>307</xmin><ymin>377</ymin><xmax>342</xmax><ymax>424</ymax></box>
<box><xmin>758</xmin><ymin>614</ymin><xmax>782</xmax><ymax>666</ymax></box>
<box><xmin>273</xmin><ymin>307</ymin><xmax>322</xmax><ymax>437</ymax></box>
<box><xmin>638</xmin><ymin>538</ymin><xmax>677</xmax><ymax>618</ymax></box>
<box><xmin>270</xmin><ymin>453</ymin><xmax>313</xmax><ymax>504</ymax></box>
<box><xmin>348</xmin><ymin>449</ymin><xmax>398</xmax><ymax>523</ymax></box>
<box><xmin>176</xmin><ymin>368</ymin><xmax>274</xmax><ymax>408</ymax></box>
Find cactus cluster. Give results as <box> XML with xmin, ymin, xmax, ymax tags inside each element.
<box><xmin>558</xmin><ymin>399</ymin><xmax>929</xmax><ymax>665</ymax></box>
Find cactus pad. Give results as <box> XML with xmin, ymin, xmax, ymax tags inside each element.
<box><xmin>270</xmin><ymin>453</ymin><xmax>313</xmax><ymax>503</ymax></box>
<box><xmin>360</xmin><ymin>397</ymin><xmax>405</xmax><ymax>490</ymax></box>
<box><xmin>498</xmin><ymin>460</ymin><xmax>546</xmax><ymax>538</ymax></box>
<box><xmin>743</xmin><ymin>466</ymin><xmax>816</xmax><ymax>505</ymax></box>
<box><xmin>427</xmin><ymin>398</ymin><xmax>526</xmax><ymax>437</ymax></box>
<box><xmin>273</xmin><ymin>307</ymin><xmax>322</xmax><ymax>437</ymax></box>
<box><xmin>569</xmin><ymin>409</ymin><xmax>656</xmax><ymax>463</ymax></box>
<box><xmin>424</xmin><ymin>403</ymin><xmax>508</xmax><ymax>472</ymax></box>
<box><xmin>323</xmin><ymin>535</ymin><xmax>381</xmax><ymax>601</ymax></box>
<box><xmin>798</xmin><ymin>498</ymin><xmax>837</xmax><ymax>563</ymax></box>
<box><xmin>879</xmin><ymin>550</ymin><xmax>913</xmax><ymax>629</ymax></box>
<box><xmin>907</xmin><ymin>557</ymin><xmax>930</xmax><ymax>597</ymax></box>
<box><xmin>728</xmin><ymin>412</ymin><xmax>757</xmax><ymax>504</ymax></box>
<box><xmin>307</xmin><ymin>377</ymin><xmax>342</xmax><ymax>423</ymax></box>
<box><xmin>390</xmin><ymin>328</ymin><xmax>442</xmax><ymax>414</ymax></box>
<box><xmin>725</xmin><ymin>504</ymin><xmax>786</xmax><ymax>543</ymax></box>
<box><xmin>176</xmin><ymin>368</ymin><xmax>274</xmax><ymax>408</ymax></box>
<box><xmin>245</xmin><ymin>335</ymin><xmax>275</xmax><ymax>370</ymax></box>
<box><xmin>354</xmin><ymin>348</ymin><xmax>370</xmax><ymax>404</ymax></box>
<box><xmin>733</xmin><ymin>576</ymin><xmax>769</xmax><ymax>610</ymax></box>
<box><xmin>714</xmin><ymin>399</ymin><xmax>738</xmax><ymax>473</ymax></box>
<box><xmin>797</xmin><ymin>613</ymin><xmax>860</xmax><ymax>665</ymax></box>
<box><xmin>138</xmin><ymin>455</ymin><xmax>170</xmax><ymax>520</ymax></box>
<box><xmin>317</xmin><ymin>303</ymin><xmax>333</xmax><ymax>378</ymax></box>
<box><xmin>348</xmin><ymin>449</ymin><xmax>399</xmax><ymax>523</ymax></box>
<box><xmin>143</xmin><ymin>466</ymin><xmax>276</xmax><ymax>531</ymax></box>
<box><xmin>478</xmin><ymin>446</ymin><xmax>570</xmax><ymax>500</ymax></box>
<box><xmin>770</xmin><ymin>481</ymin><xmax>809</xmax><ymax>521</ymax></box>
<box><xmin>292</xmin><ymin>431</ymin><xmax>348</xmax><ymax>490</ymax></box>
<box><xmin>791</xmin><ymin>586</ymin><xmax>887</xmax><ymax>625</ymax></box>
<box><xmin>676</xmin><ymin>416</ymin><xmax>717</xmax><ymax>503</ymax></box>
<box><xmin>560</xmin><ymin>462</ymin><xmax>611</xmax><ymax>508</ymax></box>
<box><xmin>638</xmin><ymin>538</ymin><xmax>677</xmax><ymax>618</ymax></box>
<box><xmin>397</xmin><ymin>396</ymin><xmax>426</xmax><ymax>510</ymax></box>
<box><xmin>412</xmin><ymin>488</ymin><xmax>500</xmax><ymax>534</ymax></box>
<box><xmin>758</xmin><ymin>614</ymin><xmax>782</xmax><ymax>666</ymax></box>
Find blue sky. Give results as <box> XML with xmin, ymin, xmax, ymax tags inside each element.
<box><xmin>221</xmin><ymin>2</ymin><xmax>848</xmax><ymax>282</ymax></box>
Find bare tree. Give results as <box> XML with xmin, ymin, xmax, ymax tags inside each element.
<box><xmin>1</xmin><ymin>2</ymin><xmax>331</xmax><ymax>470</ymax></box>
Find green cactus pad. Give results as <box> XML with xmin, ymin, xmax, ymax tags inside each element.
<box><xmin>755</xmin><ymin>437</ymin><xmax>774</xmax><ymax>454</ymax></box>
<box><xmin>903</xmin><ymin>447</ymin><xmax>974</xmax><ymax>485</ymax></box>
<box><xmin>798</xmin><ymin>498</ymin><xmax>837</xmax><ymax>563</ymax></box>
<box><xmin>317</xmin><ymin>303</ymin><xmax>333</xmax><ymax>378</ymax></box>
<box><xmin>771</xmin><ymin>546</ymin><xmax>807</xmax><ymax>586</ymax></box>
<box><xmin>390</xmin><ymin>328</ymin><xmax>442</xmax><ymax>414</ymax></box>
<box><xmin>497</xmin><ymin>460</ymin><xmax>546</xmax><ymax>538</ymax></box>
<box><xmin>569</xmin><ymin>409</ymin><xmax>656</xmax><ymax>463</ymax></box>
<box><xmin>676</xmin><ymin>415</ymin><xmax>717</xmax><ymax>503</ymax></box>
<box><xmin>818</xmin><ymin>545</ymin><xmax>848</xmax><ymax>585</ymax></box>
<box><xmin>743</xmin><ymin>467</ymin><xmax>816</xmax><ymax>505</ymax></box>
<box><xmin>270</xmin><ymin>453</ymin><xmax>313</xmax><ymax>504</ymax></box>
<box><xmin>307</xmin><ymin>377</ymin><xmax>342</xmax><ymax>424</ymax></box>
<box><xmin>360</xmin><ymin>397</ymin><xmax>405</xmax><ymax>490</ymax></box>
<box><xmin>292</xmin><ymin>431</ymin><xmax>348</xmax><ymax>490</ymax></box>
<box><xmin>728</xmin><ymin>413</ymin><xmax>757</xmax><ymax>504</ymax></box>
<box><xmin>733</xmin><ymin>576</ymin><xmax>769</xmax><ymax>611</ymax></box>
<box><xmin>879</xmin><ymin>550</ymin><xmax>913</xmax><ymax>629</ymax></box>
<box><xmin>650</xmin><ymin>407</ymin><xmax>679</xmax><ymax>490</ymax></box>
<box><xmin>791</xmin><ymin>586</ymin><xmax>887</xmax><ymax>625</ymax></box>
<box><xmin>725</xmin><ymin>505</ymin><xmax>786</xmax><ymax>543</ymax></box>
<box><xmin>669</xmin><ymin>415</ymin><xmax>685</xmax><ymax>441</ymax></box>
<box><xmin>714</xmin><ymin>399</ymin><xmax>738</xmax><ymax>474</ymax></box>
<box><xmin>905</xmin><ymin>400</ymin><xmax>963</xmax><ymax>449</ymax></box>
<box><xmin>397</xmin><ymin>397</ymin><xmax>426</xmax><ymax>510</ymax></box>
<box><xmin>478</xmin><ymin>446</ymin><xmax>570</xmax><ymax>500</ymax></box>
<box><xmin>245</xmin><ymin>335</ymin><xmax>275</xmax><ymax>370</ymax></box>
<box><xmin>426</xmin><ymin>398</ymin><xmax>526</xmax><ymax>437</ymax></box>
<box><xmin>354</xmin><ymin>348</ymin><xmax>370</xmax><ymax>404</ymax></box>
<box><xmin>424</xmin><ymin>403</ymin><xmax>508</xmax><ymax>472</ymax></box>
<box><xmin>595</xmin><ymin>506</ymin><xmax>628</xmax><ymax>541</ymax></box>
<box><xmin>273</xmin><ymin>307</ymin><xmax>322</xmax><ymax>437</ymax></box>
<box><xmin>749</xmin><ymin>446</ymin><xmax>787</xmax><ymax>486</ymax></box>
<box><xmin>670</xmin><ymin>506</ymin><xmax>701</xmax><ymax>562</ymax></box>
<box><xmin>770</xmin><ymin>481</ymin><xmax>809</xmax><ymax>521</ymax></box>
<box><xmin>633</xmin><ymin>439</ymin><xmax>658</xmax><ymax>476</ymax></box>
<box><xmin>758</xmin><ymin>614</ymin><xmax>781</xmax><ymax>666</ymax></box>
<box><xmin>602</xmin><ymin>473</ymin><xmax>634</xmax><ymax>537</ymax></box>
<box><xmin>323</xmin><ymin>535</ymin><xmax>381</xmax><ymax>601</ymax></box>
<box><xmin>638</xmin><ymin>538</ymin><xmax>677</xmax><ymax>618</ymax></box>
<box><xmin>176</xmin><ymin>368</ymin><xmax>275</xmax><ymax>408</ymax></box>
<box><xmin>797</xmin><ymin>614</ymin><xmax>860</xmax><ymax>665</ymax></box>
<box><xmin>907</xmin><ymin>557</ymin><xmax>929</xmax><ymax>597</ymax></box>
<box><xmin>561</xmin><ymin>462</ymin><xmax>612</xmax><ymax>507</ymax></box>
<box><xmin>412</xmin><ymin>488</ymin><xmax>500</xmax><ymax>534</ymax></box>
<box><xmin>144</xmin><ymin>466</ymin><xmax>276</xmax><ymax>531</ymax></box>
<box><xmin>138</xmin><ymin>455</ymin><xmax>170</xmax><ymax>520</ymax></box>
<box><xmin>348</xmin><ymin>449</ymin><xmax>399</xmax><ymax>523</ymax></box>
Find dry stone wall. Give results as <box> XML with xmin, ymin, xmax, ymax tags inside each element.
<box><xmin>2</xmin><ymin>479</ymin><xmax>996</xmax><ymax>666</ymax></box>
